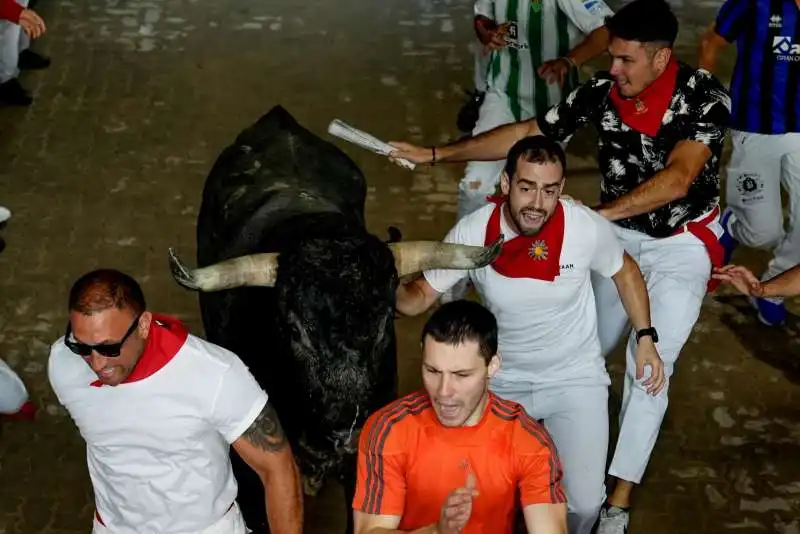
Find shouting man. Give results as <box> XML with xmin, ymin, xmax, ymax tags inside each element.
<box><xmin>47</xmin><ymin>269</ymin><xmax>303</xmax><ymax>534</ymax></box>
<box><xmin>353</xmin><ymin>300</ymin><xmax>568</xmax><ymax>534</ymax></box>
<box><xmin>387</xmin><ymin>0</ymin><xmax>731</xmax><ymax>531</ymax></box>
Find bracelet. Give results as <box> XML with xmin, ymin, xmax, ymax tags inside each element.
<box><xmin>563</xmin><ymin>56</ymin><xmax>577</xmax><ymax>68</ymax></box>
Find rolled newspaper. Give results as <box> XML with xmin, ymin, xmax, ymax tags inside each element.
<box><xmin>327</xmin><ymin>119</ymin><xmax>416</xmax><ymax>170</ymax></box>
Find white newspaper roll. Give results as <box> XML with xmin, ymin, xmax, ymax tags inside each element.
<box><xmin>327</xmin><ymin>119</ymin><xmax>416</xmax><ymax>170</ymax></box>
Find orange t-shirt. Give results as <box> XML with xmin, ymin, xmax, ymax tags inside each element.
<box><xmin>353</xmin><ymin>390</ymin><xmax>566</xmax><ymax>533</ymax></box>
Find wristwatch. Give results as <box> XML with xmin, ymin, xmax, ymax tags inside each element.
<box><xmin>636</xmin><ymin>327</ymin><xmax>659</xmax><ymax>344</ymax></box>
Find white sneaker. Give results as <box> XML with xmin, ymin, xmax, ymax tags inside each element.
<box><xmin>596</xmin><ymin>506</ymin><xmax>629</xmax><ymax>534</ymax></box>
<box><xmin>0</xmin><ymin>206</ymin><xmax>10</xmax><ymax>224</ymax></box>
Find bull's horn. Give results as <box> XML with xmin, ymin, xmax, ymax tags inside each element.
<box><xmin>168</xmin><ymin>247</ymin><xmax>280</xmax><ymax>291</ymax></box>
<box><xmin>389</xmin><ymin>236</ymin><xmax>504</xmax><ymax>278</ymax></box>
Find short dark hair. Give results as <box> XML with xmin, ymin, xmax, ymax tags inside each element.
<box><xmin>68</xmin><ymin>269</ymin><xmax>147</xmax><ymax>315</ymax></box>
<box><xmin>421</xmin><ymin>300</ymin><xmax>498</xmax><ymax>364</ymax></box>
<box><xmin>605</xmin><ymin>0</ymin><xmax>678</xmax><ymax>48</ymax></box>
<box><xmin>504</xmin><ymin>136</ymin><xmax>566</xmax><ymax>182</ymax></box>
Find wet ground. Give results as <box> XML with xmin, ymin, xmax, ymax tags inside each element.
<box><xmin>0</xmin><ymin>0</ymin><xmax>798</xmax><ymax>532</ymax></box>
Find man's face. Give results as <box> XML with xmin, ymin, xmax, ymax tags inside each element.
<box><xmin>69</xmin><ymin>308</ymin><xmax>151</xmax><ymax>386</ymax></box>
<box><xmin>608</xmin><ymin>37</ymin><xmax>670</xmax><ymax>97</ymax></box>
<box><xmin>500</xmin><ymin>159</ymin><xmax>564</xmax><ymax>236</ymax></box>
<box><xmin>421</xmin><ymin>336</ymin><xmax>499</xmax><ymax>428</ymax></box>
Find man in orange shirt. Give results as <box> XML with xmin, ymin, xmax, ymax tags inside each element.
<box><xmin>352</xmin><ymin>300</ymin><xmax>567</xmax><ymax>534</ymax></box>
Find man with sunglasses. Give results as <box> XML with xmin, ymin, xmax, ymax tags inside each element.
<box><xmin>47</xmin><ymin>269</ymin><xmax>303</xmax><ymax>534</ymax></box>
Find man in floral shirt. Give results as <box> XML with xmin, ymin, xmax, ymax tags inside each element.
<box><xmin>387</xmin><ymin>1</ymin><xmax>731</xmax><ymax>532</ymax></box>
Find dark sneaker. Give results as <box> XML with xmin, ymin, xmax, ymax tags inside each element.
<box><xmin>751</xmin><ymin>295</ymin><xmax>787</xmax><ymax>326</ymax></box>
<box><xmin>18</xmin><ymin>49</ymin><xmax>50</xmax><ymax>70</ymax></box>
<box><xmin>0</xmin><ymin>78</ymin><xmax>32</xmax><ymax>106</ymax></box>
<box><xmin>456</xmin><ymin>89</ymin><xmax>485</xmax><ymax>134</ymax></box>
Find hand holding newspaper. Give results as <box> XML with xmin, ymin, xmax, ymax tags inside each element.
<box><xmin>327</xmin><ymin>119</ymin><xmax>416</xmax><ymax>171</ymax></box>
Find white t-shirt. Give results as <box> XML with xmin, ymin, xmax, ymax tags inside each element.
<box><xmin>425</xmin><ymin>200</ymin><xmax>624</xmax><ymax>385</ymax></box>
<box><xmin>48</xmin><ymin>333</ymin><xmax>268</xmax><ymax>534</ymax></box>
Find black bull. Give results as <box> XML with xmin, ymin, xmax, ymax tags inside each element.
<box><xmin>167</xmin><ymin>106</ymin><xmax>501</xmax><ymax>532</ymax></box>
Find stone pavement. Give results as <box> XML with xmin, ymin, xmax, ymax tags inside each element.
<box><xmin>0</xmin><ymin>0</ymin><xmax>798</xmax><ymax>533</ymax></box>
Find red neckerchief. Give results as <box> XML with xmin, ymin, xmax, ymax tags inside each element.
<box><xmin>609</xmin><ymin>57</ymin><xmax>679</xmax><ymax>137</ymax></box>
<box><xmin>90</xmin><ymin>313</ymin><xmax>189</xmax><ymax>387</ymax></box>
<box><xmin>483</xmin><ymin>195</ymin><xmax>565</xmax><ymax>282</ymax></box>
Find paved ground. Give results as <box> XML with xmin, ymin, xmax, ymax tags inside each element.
<box><xmin>0</xmin><ymin>0</ymin><xmax>798</xmax><ymax>532</ymax></box>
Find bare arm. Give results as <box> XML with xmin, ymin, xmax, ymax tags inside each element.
<box><xmin>714</xmin><ymin>263</ymin><xmax>800</xmax><ymax>298</ymax></box>
<box><xmin>611</xmin><ymin>252</ymin><xmax>651</xmax><ymax>331</ymax></box>
<box><xmin>389</xmin><ymin>120</ymin><xmax>541</xmax><ymax>166</ymax></box>
<box><xmin>523</xmin><ymin>503</ymin><xmax>568</xmax><ymax>534</ymax></box>
<box><xmin>760</xmin><ymin>265</ymin><xmax>800</xmax><ymax>297</ymax></box>
<box><xmin>698</xmin><ymin>23</ymin><xmax>729</xmax><ymax>73</ymax></box>
<box><xmin>353</xmin><ymin>511</ymin><xmax>437</xmax><ymax>534</ymax></box>
<box><xmin>437</xmin><ymin>120</ymin><xmax>541</xmax><ymax>163</ymax></box>
<box><xmin>395</xmin><ymin>276</ymin><xmax>443</xmax><ymax>317</ymax></box>
<box><xmin>566</xmin><ymin>25</ymin><xmax>610</xmax><ymax>67</ymax></box>
<box><xmin>232</xmin><ymin>402</ymin><xmax>303</xmax><ymax>534</ymax></box>
<box><xmin>596</xmin><ymin>140</ymin><xmax>711</xmax><ymax>221</ymax></box>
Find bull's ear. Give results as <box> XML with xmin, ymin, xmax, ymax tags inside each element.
<box><xmin>385</xmin><ymin>226</ymin><xmax>403</xmax><ymax>244</ymax></box>
<box><xmin>389</xmin><ymin>236</ymin><xmax>504</xmax><ymax>278</ymax></box>
<box><xmin>167</xmin><ymin>248</ymin><xmax>281</xmax><ymax>291</ymax></box>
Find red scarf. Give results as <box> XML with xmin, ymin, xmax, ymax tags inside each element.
<box><xmin>484</xmin><ymin>196</ymin><xmax>565</xmax><ymax>281</ymax></box>
<box><xmin>609</xmin><ymin>57</ymin><xmax>678</xmax><ymax>137</ymax></box>
<box><xmin>90</xmin><ymin>313</ymin><xmax>189</xmax><ymax>387</ymax></box>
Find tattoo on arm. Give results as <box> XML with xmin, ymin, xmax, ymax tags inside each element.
<box><xmin>242</xmin><ymin>402</ymin><xmax>288</xmax><ymax>452</ymax></box>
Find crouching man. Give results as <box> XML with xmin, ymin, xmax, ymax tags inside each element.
<box><xmin>353</xmin><ymin>300</ymin><xmax>568</xmax><ymax>534</ymax></box>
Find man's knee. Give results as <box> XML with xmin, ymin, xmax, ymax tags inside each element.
<box><xmin>735</xmin><ymin>216</ymin><xmax>783</xmax><ymax>249</ymax></box>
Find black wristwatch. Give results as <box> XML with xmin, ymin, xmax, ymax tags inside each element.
<box><xmin>636</xmin><ymin>327</ymin><xmax>658</xmax><ymax>344</ymax></box>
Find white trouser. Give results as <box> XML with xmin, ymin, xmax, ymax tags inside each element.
<box><xmin>458</xmin><ymin>90</ymin><xmax>517</xmax><ymax>219</ymax></box>
<box><xmin>472</xmin><ymin>42</ymin><xmax>490</xmax><ymax>93</ymax></box>
<box><xmin>725</xmin><ymin>130</ymin><xmax>800</xmax><ymax>282</ymax></box>
<box><xmin>0</xmin><ymin>0</ymin><xmax>29</xmax><ymax>84</ymax></box>
<box><xmin>0</xmin><ymin>357</ymin><xmax>28</xmax><ymax>413</ymax></box>
<box><xmin>591</xmin><ymin>221</ymin><xmax>718</xmax><ymax>484</ymax></box>
<box><xmin>92</xmin><ymin>501</ymin><xmax>250</xmax><ymax>534</ymax></box>
<box><xmin>490</xmin><ymin>379</ymin><xmax>609</xmax><ymax>534</ymax></box>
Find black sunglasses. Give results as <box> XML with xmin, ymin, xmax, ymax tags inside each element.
<box><xmin>64</xmin><ymin>313</ymin><xmax>142</xmax><ymax>358</ymax></box>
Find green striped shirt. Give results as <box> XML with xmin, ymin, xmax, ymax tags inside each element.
<box><xmin>479</xmin><ymin>0</ymin><xmax>612</xmax><ymax>121</ymax></box>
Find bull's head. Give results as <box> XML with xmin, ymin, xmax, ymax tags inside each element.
<box><xmin>168</xmin><ymin>234</ymin><xmax>501</xmax><ymax>494</ymax></box>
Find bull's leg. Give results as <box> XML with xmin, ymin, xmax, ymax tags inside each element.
<box><xmin>340</xmin><ymin>452</ymin><xmax>357</xmax><ymax>534</ymax></box>
<box><xmin>231</xmin><ymin>447</ymin><xmax>270</xmax><ymax>533</ymax></box>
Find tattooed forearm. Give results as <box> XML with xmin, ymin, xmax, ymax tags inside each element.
<box><xmin>242</xmin><ymin>402</ymin><xmax>288</xmax><ymax>452</ymax></box>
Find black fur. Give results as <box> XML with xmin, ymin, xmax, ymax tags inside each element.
<box><xmin>193</xmin><ymin>106</ymin><xmax>399</xmax><ymax>533</ymax></box>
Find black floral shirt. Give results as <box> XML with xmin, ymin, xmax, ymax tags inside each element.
<box><xmin>539</xmin><ymin>61</ymin><xmax>732</xmax><ymax>238</ymax></box>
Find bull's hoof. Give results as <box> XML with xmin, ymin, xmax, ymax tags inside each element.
<box><xmin>167</xmin><ymin>248</ymin><xmax>201</xmax><ymax>290</ymax></box>
<box><xmin>385</xmin><ymin>226</ymin><xmax>402</xmax><ymax>244</ymax></box>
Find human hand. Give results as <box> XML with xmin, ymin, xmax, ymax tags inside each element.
<box><xmin>436</xmin><ymin>471</ymin><xmax>479</xmax><ymax>534</ymax></box>
<box><xmin>635</xmin><ymin>337</ymin><xmax>665</xmax><ymax>396</ymax></box>
<box><xmin>474</xmin><ymin>16</ymin><xmax>508</xmax><ymax>51</ymax></box>
<box><xmin>538</xmin><ymin>58</ymin><xmax>572</xmax><ymax>86</ymax></box>
<box><xmin>711</xmin><ymin>265</ymin><xmax>763</xmax><ymax>297</ymax></box>
<box><xmin>19</xmin><ymin>9</ymin><xmax>46</xmax><ymax>39</ymax></box>
<box><xmin>387</xmin><ymin>141</ymin><xmax>434</xmax><ymax>167</ymax></box>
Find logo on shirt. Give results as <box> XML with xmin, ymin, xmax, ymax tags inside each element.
<box><xmin>502</xmin><ymin>21</ymin><xmax>528</xmax><ymax>50</ymax></box>
<box><xmin>583</xmin><ymin>0</ymin><xmax>606</xmax><ymax>14</ymax></box>
<box><xmin>769</xmin><ymin>15</ymin><xmax>782</xmax><ymax>29</ymax></box>
<box><xmin>773</xmin><ymin>36</ymin><xmax>800</xmax><ymax>61</ymax></box>
<box><xmin>529</xmin><ymin>240</ymin><xmax>549</xmax><ymax>260</ymax></box>
<box><xmin>531</xmin><ymin>0</ymin><xmax>542</xmax><ymax>13</ymax></box>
